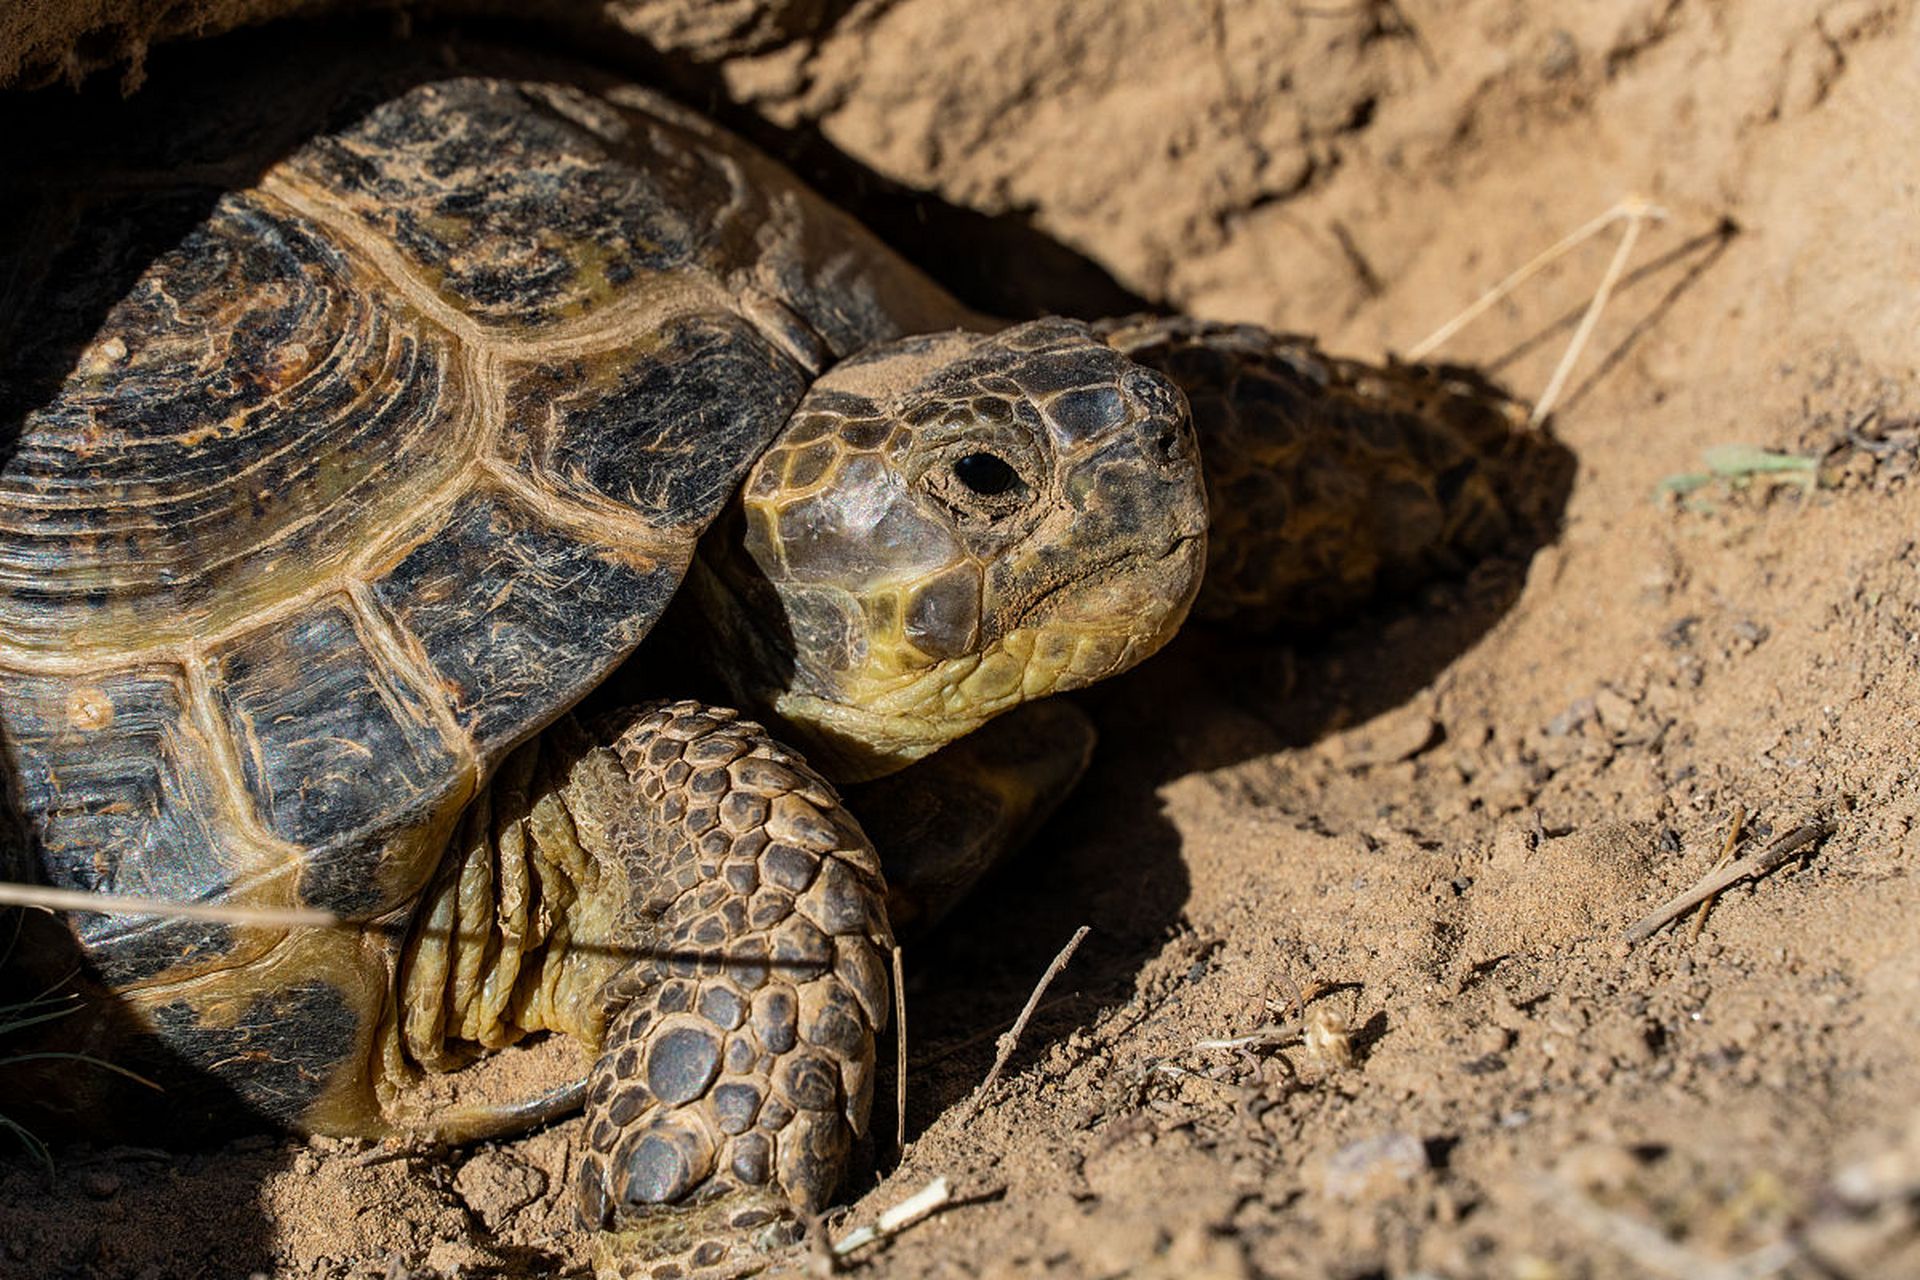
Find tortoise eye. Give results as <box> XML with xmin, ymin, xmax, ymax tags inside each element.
<box><xmin>952</xmin><ymin>452</ymin><xmax>1018</xmax><ymax>496</ymax></box>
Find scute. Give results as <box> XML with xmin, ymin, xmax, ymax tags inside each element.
<box><xmin>289</xmin><ymin>76</ymin><xmax>704</xmax><ymax>331</ymax></box>
<box><xmin>208</xmin><ymin>601</ymin><xmax>466</xmax><ymax>866</ymax></box>
<box><xmin>499</xmin><ymin>310</ymin><xmax>808</xmax><ymax>526</ymax></box>
<box><xmin>366</xmin><ymin>487</ymin><xmax>685</xmax><ymax>757</ymax></box>
<box><xmin>145</xmin><ymin>978</ymin><xmax>362</xmax><ymax>1129</ymax></box>
<box><xmin>0</xmin><ymin>186</ymin><xmax>470</xmax><ymax>659</ymax></box>
<box><xmin>2</xmin><ymin>666</ymin><xmax>251</xmax><ymax>986</ymax></box>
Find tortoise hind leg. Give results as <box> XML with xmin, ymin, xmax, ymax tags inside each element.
<box><xmin>1099</xmin><ymin>315</ymin><xmax>1564</xmax><ymax>634</ymax></box>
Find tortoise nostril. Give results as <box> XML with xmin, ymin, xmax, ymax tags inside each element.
<box><xmin>1136</xmin><ymin>415</ymin><xmax>1186</xmax><ymax>468</ymax></box>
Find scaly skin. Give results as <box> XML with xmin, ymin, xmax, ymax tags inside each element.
<box><xmin>694</xmin><ymin>318</ymin><xmax>1209</xmax><ymax>780</ymax></box>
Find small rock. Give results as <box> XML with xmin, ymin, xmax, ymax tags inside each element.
<box><xmin>1319</xmin><ymin>1131</ymin><xmax>1430</xmax><ymax>1201</ymax></box>
<box><xmin>1558</xmin><ymin>1141</ymin><xmax>1640</xmax><ymax>1193</ymax></box>
<box><xmin>1322</xmin><ymin>705</ymin><xmax>1441</xmax><ymax>770</ymax></box>
<box><xmin>1661</xmin><ymin>615</ymin><xmax>1700</xmax><ymax>648</ymax></box>
<box><xmin>1150</xmin><ymin>1225</ymin><xmax>1252</xmax><ymax>1280</ymax></box>
<box><xmin>454</xmin><ymin>1149</ymin><xmax>549</xmax><ymax>1231</ymax></box>
<box><xmin>1830</xmin><ymin>1107</ymin><xmax>1920</xmax><ymax>1209</ymax></box>
<box><xmin>82</xmin><ymin>1170</ymin><xmax>122</xmax><ymax>1200</ymax></box>
<box><xmin>1536</xmin><ymin>28</ymin><xmax>1579</xmax><ymax>78</ymax></box>
<box><xmin>1544</xmin><ymin>697</ymin><xmax>1595</xmax><ymax>738</ymax></box>
<box><xmin>423</xmin><ymin>1239</ymin><xmax>498</xmax><ymax>1277</ymax></box>
<box><xmin>1592</xmin><ymin>686</ymin><xmax>1637</xmax><ymax>734</ymax></box>
<box><xmin>1469</xmin><ymin>1024</ymin><xmax>1511</xmax><ymax>1056</ymax></box>
<box><xmin>1488</xmin><ymin>988</ymin><xmax>1530</xmax><ymax>1031</ymax></box>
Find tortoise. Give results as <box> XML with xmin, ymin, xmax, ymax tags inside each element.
<box><xmin>0</xmin><ymin>29</ymin><xmax>1534</xmax><ymax>1276</ymax></box>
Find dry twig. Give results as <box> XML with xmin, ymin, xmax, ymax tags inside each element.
<box><xmin>891</xmin><ymin>944</ymin><xmax>907</xmax><ymax>1159</ymax></box>
<box><xmin>350</xmin><ymin>1140</ymin><xmax>430</xmax><ymax>1169</ymax></box>
<box><xmin>1688</xmin><ymin>804</ymin><xmax>1745</xmax><ymax>942</ymax></box>
<box><xmin>831</xmin><ymin>1176</ymin><xmax>953</xmax><ymax>1258</ymax></box>
<box><xmin>1623</xmin><ymin>818</ymin><xmax>1834</xmax><ymax>946</ymax></box>
<box><xmin>1195</xmin><ymin>1020</ymin><xmax>1303</xmax><ymax>1052</ymax></box>
<box><xmin>907</xmin><ymin>993</ymin><xmax>1082</xmax><ymax>1070</ymax></box>
<box><xmin>1193</xmin><ymin>978</ymin><xmax>1352</xmax><ymax>1056</ymax></box>
<box><xmin>0</xmin><ymin>880</ymin><xmax>339</xmax><ymax>929</ymax></box>
<box><xmin>961</xmin><ymin>924</ymin><xmax>1090</xmax><ymax>1120</ymax></box>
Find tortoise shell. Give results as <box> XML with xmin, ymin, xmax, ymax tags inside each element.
<box><xmin>0</xmin><ymin>37</ymin><xmax>964</xmax><ymax>1053</ymax></box>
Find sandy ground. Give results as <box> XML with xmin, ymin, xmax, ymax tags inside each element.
<box><xmin>5</xmin><ymin>1</ymin><xmax>1920</xmax><ymax>1277</ymax></box>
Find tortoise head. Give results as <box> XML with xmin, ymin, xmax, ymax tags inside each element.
<box><xmin>699</xmin><ymin>318</ymin><xmax>1207</xmax><ymax>779</ymax></box>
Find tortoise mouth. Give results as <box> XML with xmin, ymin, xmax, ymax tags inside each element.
<box><xmin>760</xmin><ymin>531</ymin><xmax>1205</xmax><ymax>782</ymax></box>
<box><xmin>1018</xmin><ymin>529</ymin><xmax>1205</xmax><ymax>630</ymax></box>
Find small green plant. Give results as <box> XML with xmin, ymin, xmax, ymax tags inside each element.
<box><xmin>1659</xmin><ymin>444</ymin><xmax>1821</xmax><ymax>503</ymax></box>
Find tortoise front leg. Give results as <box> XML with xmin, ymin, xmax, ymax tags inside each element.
<box><xmin>581</xmin><ymin>702</ymin><xmax>891</xmax><ymax>1271</ymax></box>
<box><xmin>396</xmin><ymin>701</ymin><xmax>891</xmax><ymax>1276</ymax></box>
<box><xmin>1099</xmin><ymin>316</ymin><xmax>1554</xmax><ymax>634</ymax></box>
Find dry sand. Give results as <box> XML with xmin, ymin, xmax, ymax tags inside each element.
<box><xmin>4</xmin><ymin>1</ymin><xmax>1919</xmax><ymax>1277</ymax></box>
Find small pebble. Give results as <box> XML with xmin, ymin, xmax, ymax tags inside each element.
<box><xmin>1319</xmin><ymin>1131</ymin><xmax>1430</xmax><ymax>1201</ymax></box>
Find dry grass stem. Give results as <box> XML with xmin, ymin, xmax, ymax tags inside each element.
<box><xmin>1689</xmin><ymin>804</ymin><xmax>1746</xmax><ymax>942</ymax></box>
<box><xmin>0</xmin><ymin>880</ymin><xmax>339</xmax><ymax>929</ymax></box>
<box><xmin>1529</xmin><ymin>199</ymin><xmax>1660</xmax><ymax>425</ymax></box>
<box><xmin>891</xmin><ymin>944</ymin><xmax>907</xmax><ymax>1159</ymax></box>
<box><xmin>831</xmin><ymin>1176</ymin><xmax>953</xmax><ymax>1258</ymax></box>
<box><xmin>1624</xmin><ymin>818</ymin><xmax>1834</xmax><ymax>946</ymax></box>
<box><xmin>962</xmin><ymin>924</ymin><xmax>1090</xmax><ymax>1119</ymax></box>
<box><xmin>1406</xmin><ymin>196</ymin><xmax>1668</xmax><ymax>364</ymax></box>
<box><xmin>1195</xmin><ymin>1020</ymin><xmax>1303</xmax><ymax>1052</ymax></box>
<box><xmin>1196</xmin><ymin>980</ymin><xmax>1355</xmax><ymax>1061</ymax></box>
